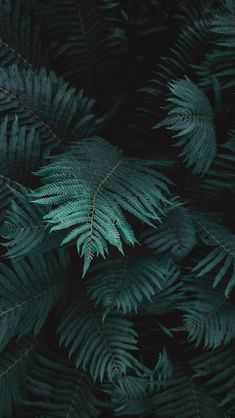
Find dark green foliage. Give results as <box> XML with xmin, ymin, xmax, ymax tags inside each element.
<box><xmin>0</xmin><ymin>65</ymin><xmax>102</xmax><ymax>152</ymax></box>
<box><xmin>197</xmin><ymin>0</ymin><xmax>235</xmax><ymax>89</ymax></box>
<box><xmin>0</xmin><ymin>116</ymin><xmax>40</xmax><ymax>214</ymax></box>
<box><xmin>0</xmin><ymin>337</ymin><xmax>34</xmax><ymax>418</ymax></box>
<box><xmin>193</xmin><ymin>212</ymin><xmax>235</xmax><ymax>296</ymax></box>
<box><xmin>87</xmin><ymin>253</ymin><xmax>170</xmax><ymax>316</ymax></box>
<box><xmin>0</xmin><ymin>250</ymin><xmax>69</xmax><ymax>350</ymax></box>
<box><xmin>37</xmin><ymin>0</ymin><xmax>126</xmax><ymax>94</ymax></box>
<box><xmin>141</xmin><ymin>204</ymin><xmax>196</xmax><ymax>260</ymax></box>
<box><xmin>57</xmin><ymin>290</ymin><xmax>139</xmax><ymax>382</ymax></box>
<box><xmin>0</xmin><ymin>0</ymin><xmax>46</xmax><ymax>69</ymax></box>
<box><xmin>1</xmin><ymin>188</ymin><xmax>65</xmax><ymax>259</ymax></box>
<box><xmin>27</xmin><ymin>349</ymin><xmax>101</xmax><ymax>417</ymax></box>
<box><xmin>0</xmin><ymin>0</ymin><xmax>235</xmax><ymax>417</ymax></box>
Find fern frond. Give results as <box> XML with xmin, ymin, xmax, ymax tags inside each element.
<box><xmin>192</xmin><ymin>212</ymin><xmax>235</xmax><ymax>296</ymax></box>
<box><xmin>149</xmin><ymin>368</ymin><xmax>224</xmax><ymax>418</ymax></box>
<box><xmin>57</xmin><ymin>292</ymin><xmax>139</xmax><ymax>382</ymax></box>
<box><xmin>190</xmin><ymin>343</ymin><xmax>235</xmax><ymax>413</ymax></box>
<box><xmin>27</xmin><ymin>349</ymin><xmax>101</xmax><ymax>418</ymax></box>
<box><xmin>0</xmin><ymin>0</ymin><xmax>46</xmax><ymax>69</ymax></box>
<box><xmin>0</xmin><ymin>116</ymin><xmax>40</xmax><ymax>214</ymax></box>
<box><xmin>0</xmin><ymin>250</ymin><xmax>69</xmax><ymax>350</ymax></box>
<box><xmin>37</xmin><ymin>0</ymin><xmax>126</xmax><ymax>92</ymax></box>
<box><xmin>153</xmin><ymin>78</ymin><xmax>216</xmax><ymax>175</ymax></box>
<box><xmin>0</xmin><ymin>337</ymin><xmax>34</xmax><ymax>418</ymax></box>
<box><xmin>138</xmin><ymin>258</ymin><xmax>183</xmax><ymax>316</ymax></box>
<box><xmin>87</xmin><ymin>253</ymin><xmax>169</xmax><ymax>317</ymax></box>
<box><xmin>141</xmin><ymin>205</ymin><xmax>196</xmax><ymax>260</ymax></box>
<box><xmin>181</xmin><ymin>276</ymin><xmax>235</xmax><ymax>349</ymax></box>
<box><xmin>131</xmin><ymin>18</ymin><xmax>211</xmax><ymax>130</ymax></box>
<box><xmin>197</xmin><ymin>1</ymin><xmax>235</xmax><ymax>89</ymax></box>
<box><xmin>0</xmin><ymin>64</ymin><xmax>102</xmax><ymax>152</ymax></box>
<box><xmin>31</xmin><ymin>137</ymin><xmax>172</xmax><ymax>275</ymax></box>
<box><xmin>1</xmin><ymin>189</ymin><xmax>65</xmax><ymax>260</ymax></box>
<box><xmin>202</xmin><ymin>129</ymin><xmax>235</xmax><ymax>191</ymax></box>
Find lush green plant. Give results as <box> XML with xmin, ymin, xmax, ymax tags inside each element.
<box><xmin>0</xmin><ymin>0</ymin><xmax>235</xmax><ymax>417</ymax></box>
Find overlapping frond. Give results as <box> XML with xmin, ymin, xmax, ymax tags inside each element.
<box><xmin>141</xmin><ymin>205</ymin><xmax>196</xmax><ymax>260</ymax></box>
<box><xmin>31</xmin><ymin>137</ymin><xmax>172</xmax><ymax>274</ymax></box>
<box><xmin>0</xmin><ymin>250</ymin><xmax>69</xmax><ymax>350</ymax></box>
<box><xmin>153</xmin><ymin>78</ymin><xmax>216</xmax><ymax>175</ymax></box>
<box><xmin>0</xmin><ymin>116</ymin><xmax>40</xmax><ymax>215</ymax></box>
<box><xmin>0</xmin><ymin>337</ymin><xmax>35</xmax><ymax>418</ymax></box>
<box><xmin>57</xmin><ymin>292</ymin><xmax>139</xmax><ymax>382</ymax></box>
<box><xmin>27</xmin><ymin>349</ymin><xmax>101</xmax><ymax>418</ymax></box>
<box><xmin>131</xmin><ymin>18</ymin><xmax>210</xmax><ymax>130</ymax></box>
<box><xmin>149</xmin><ymin>369</ymin><xmax>224</xmax><ymax>418</ymax></box>
<box><xmin>0</xmin><ymin>189</ymin><xmax>65</xmax><ymax>260</ymax></box>
<box><xmin>87</xmin><ymin>253</ymin><xmax>170</xmax><ymax>317</ymax></box>
<box><xmin>0</xmin><ymin>0</ymin><xmax>46</xmax><ymax>69</ymax></box>
<box><xmin>192</xmin><ymin>212</ymin><xmax>235</xmax><ymax>296</ymax></box>
<box><xmin>202</xmin><ymin>129</ymin><xmax>235</xmax><ymax>192</ymax></box>
<box><xmin>0</xmin><ymin>64</ymin><xmax>102</xmax><ymax>152</ymax></box>
<box><xmin>190</xmin><ymin>344</ymin><xmax>235</xmax><ymax>413</ymax></box>
<box><xmin>181</xmin><ymin>276</ymin><xmax>235</xmax><ymax>349</ymax></box>
<box><xmin>197</xmin><ymin>0</ymin><xmax>235</xmax><ymax>89</ymax></box>
<box><xmin>37</xmin><ymin>0</ymin><xmax>126</xmax><ymax>92</ymax></box>
<box><xmin>138</xmin><ymin>258</ymin><xmax>183</xmax><ymax>316</ymax></box>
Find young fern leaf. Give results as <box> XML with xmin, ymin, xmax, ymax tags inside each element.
<box><xmin>141</xmin><ymin>205</ymin><xmax>196</xmax><ymax>261</ymax></box>
<box><xmin>0</xmin><ymin>188</ymin><xmax>65</xmax><ymax>260</ymax></box>
<box><xmin>0</xmin><ymin>250</ymin><xmax>69</xmax><ymax>350</ymax></box>
<box><xmin>0</xmin><ymin>0</ymin><xmax>46</xmax><ymax>69</ymax></box>
<box><xmin>192</xmin><ymin>212</ymin><xmax>235</xmax><ymax>296</ymax></box>
<box><xmin>0</xmin><ymin>116</ymin><xmax>40</xmax><ymax>214</ymax></box>
<box><xmin>153</xmin><ymin>78</ymin><xmax>216</xmax><ymax>175</ymax></box>
<box><xmin>31</xmin><ymin>137</ymin><xmax>172</xmax><ymax>275</ymax></box>
<box><xmin>57</xmin><ymin>292</ymin><xmax>139</xmax><ymax>383</ymax></box>
<box><xmin>87</xmin><ymin>253</ymin><xmax>169</xmax><ymax>317</ymax></box>
<box><xmin>181</xmin><ymin>277</ymin><xmax>235</xmax><ymax>349</ymax></box>
<box><xmin>27</xmin><ymin>349</ymin><xmax>101</xmax><ymax>418</ymax></box>
<box><xmin>0</xmin><ymin>337</ymin><xmax>35</xmax><ymax>418</ymax></box>
<box><xmin>0</xmin><ymin>65</ymin><xmax>102</xmax><ymax>152</ymax></box>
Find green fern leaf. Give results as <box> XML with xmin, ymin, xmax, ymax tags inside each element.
<box><xmin>181</xmin><ymin>276</ymin><xmax>235</xmax><ymax>349</ymax></box>
<box><xmin>131</xmin><ymin>18</ymin><xmax>211</xmax><ymax>130</ymax></box>
<box><xmin>0</xmin><ymin>64</ymin><xmax>102</xmax><ymax>152</ymax></box>
<box><xmin>87</xmin><ymin>253</ymin><xmax>169</xmax><ymax>317</ymax></box>
<box><xmin>190</xmin><ymin>344</ymin><xmax>235</xmax><ymax>413</ymax></box>
<box><xmin>192</xmin><ymin>212</ymin><xmax>235</xmax><ymax>296</ymax></box>
<box><xmin>0</xmin><ymin>337</ymin><xmax>34</xmax><ymax>418</ymax></box>
<box><xmin>37</xmin><ymin>0</ymin><xmax>126</xmax><ymax>92</ymax></box>
<box><xmin>57</xmin><ymin>292</ymin><xmax>139</xmax><ymax>382</ymax></box>
<box><xmin>149</xmin><ymin>368</ymin><xmax>224</xmax><ymax>418</ymax></box>
<box><xmin>0</xmin><ymin>0</ymin><xmax>46</xmax><ymax>69</ymax></box>
<box><xmin>0</xmin><ymin>116</ymin><xmax>40</xmax><ymax>214</ymax></box>
<box><xmin>197</xmin><ymin>1</ymin><xmax>235</xmax><ymax>89</ymax></box>
<box><xmin>27</xmin><ymin>349</ymin><xmax>101</xmax><ymax>418</ymax></box>
<box><xmin>141</xmin><ymin>204</ymin><xmax>196</xmax><ymax>260</ymax></box>
<box><xmin>0</xmin><ymin>250</ymin><xmax>69</xmax><ymax>350</ymax></box>
<box><xmin>31</xmin><ymin>137</ymin><xmax>172</xmax><ymax>275</ymax></box>
<box><xmin>153</xmin><ymin>78</ymin><xmax>216</xmax><ymax>175</ymax></box>
<box><xmin>138</xmin><ymin>258</ymin><xmax>183</xmax><ymax>316</ymax></box>
<box><xmin>0</xmin><ymin>188</ymin><xmax>65</xmax><ymax>260</ymax></box>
